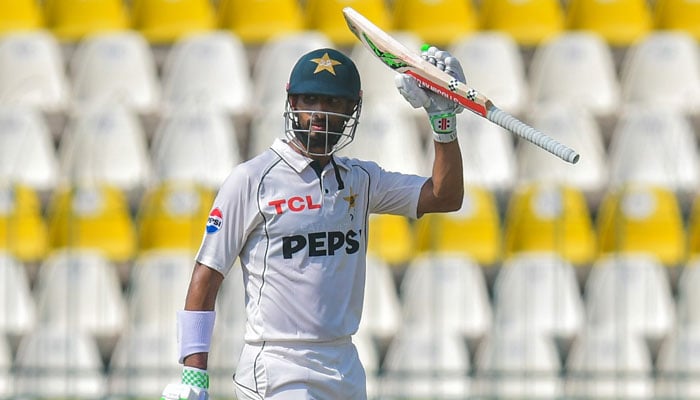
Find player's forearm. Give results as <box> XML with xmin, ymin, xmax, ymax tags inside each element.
<box><xmin>420</xmin><ymin>140</ymin><xmax>464</xmax><ymax>215</ymax></box>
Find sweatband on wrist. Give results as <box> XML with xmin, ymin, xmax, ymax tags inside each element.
<box><xmin>429</xmin><ymin>113</ymin><xmax>457</xmax><ymax>143</ymax></box>
<box><xmin>182</xmin><ymin>366</ymin><xmax>210</xmax><ymax>389</ymax></box>
<box><xmin>177</xmin><ymin>310</ymin><xmax>216</xmax><ymax>364</ymax></box>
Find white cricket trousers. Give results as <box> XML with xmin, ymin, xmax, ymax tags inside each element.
<box><xmin>233</xmin><ymin>336</ymin><xmax>367</xmax><ymax>399</ymax></box>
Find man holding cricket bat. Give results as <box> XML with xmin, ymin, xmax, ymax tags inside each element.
<box><xmin>161</xmin><ymin>44</ymin><xmax>467</xmax><ymax>400</ymax></box>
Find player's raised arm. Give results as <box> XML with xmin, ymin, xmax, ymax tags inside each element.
<box><xmin>396</xmin><ymin>46</ymin><xmax>465</xmax><ymax>216</ymax></box>
<box><xmin>161</xmin><ymin>262</ymin><xmax>224</xmax><ymax>400</ymax></box>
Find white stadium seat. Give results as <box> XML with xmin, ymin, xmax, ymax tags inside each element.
<box><xmin>529</xmin><ymin>32</ymin><xmax>621</xmax><ymax>118</ymax></box>
<box><xmin>620</xmin><ymin>31</ymin><xmax>700</xmax><ymax>115</ymax></box>
<box><xmin>150</xmin><ymin>106</ymin><xmax>242</xmax><ymax>189</ymax></box>
<box><xmin>449</xmin><ymin>32</ymin><xmax>529</xmax><ymax>116</ymax></box>
<box><xmin>33</xmin><ymin>249</ymin><xmax>127</xmax><ymax>342</ymax></box>
<box><xmin>0</xmin><ymin>30</ymin><xmax>69</xmax><ymax>113</ymax></box>
<box><xmin>0</xmin><ymin>335</ymin><xmax>11</xmax><ymax>398</ymax></box>
<box><xmin>452</xmin><ymin>111</ymin><xmax>517</xmax><ymax>195</ymax></box>
<box><xmin>566</xmin><ymin>326</ymin><xmax>655</xmax><ymax>399</ymax></box>
<box><xmin>15</xmin><ymin>328</ymin><xmax>107</xmax><ymax>399</ymax></box>
<box><xmin>607</xmin><ymin>105</ymin><xmax>699</xmax><ymax>194</ymax></box>
<box><xmin>58</xmin><ymin>102</ymin><xmax>153</xmax><ymax>192</ymax></box>
<box><xmin>492</xmin><ymin>252</ymin><xmax>585</xmax><ymax>341</ymax></box>
<box><xmin>400</xmin><ymin>253</ymin><xmax>492</xmax><ymax>340</ymax></box>
<box><xmin>584</xmin><ymin>253</ymin><xmax>676</xmax><ymax>341</ymax></box>
<box><xmin>341</xmin><ymin>101</ymin><xmax>428</xmax><ymax>176</ymax></box>
<box><xmin>0</xmin><ymin>105</ymin><xmax>59</xmax><ymax>192</ymax></box>
<box><xmin>518</xmin><ymin>104</ymin><xmax>608</xmax><ymax>199</ymax></box>
<box><xmin>108</xmin><ymin>327</ymin><xmax>180</xmax><ymax>398</ymax></box>
<box><xmin>675</xmin><ymin>257</ymin><xmax>700</xmax><ymax>328</ymax></box>
<box><xmin>357</xmin><ymin>255</ymin><xmax>403</xmax><ymax>344</ymax></box>
<box><xmin>656</xmin><ymin>325</ymin><xmax>700</xmax><ymax>399</ymax></box>
<box><xmin>126</xmin><ymin>249</ymin><xmax>193</xmax><ymax>333</ymax></box>
<box><xmin>161</xmin><ymin>31</ymin><xmax>252</xmax><ymax>118</ymax></box>
<box><xmin>69</xmin><ymin>30</ymin><xmax>161</xmax><ymax>114</ymax></box>
<box><xmin>0</xmin><ymin>251</ymin><xmax>36</xmax><ymax>340</ymax></box>
<box><xmin>381</xmin><ymin>327</ymin><xmax>471</xmax><ymax>399</ymax></box>
<box><xmin>473</xmin><ymin>330</ymin><xmax>563</xmax><ymax>399</ymax></box>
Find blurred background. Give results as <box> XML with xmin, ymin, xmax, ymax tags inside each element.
<box><xmin>0</xmin><ymin>0</ymin><xmax>699</xmax><ymax>399</ymax></box>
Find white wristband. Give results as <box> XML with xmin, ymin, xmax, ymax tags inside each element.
<box><xmin>177</xmin><ymin>310</ymin><xmax>216</xmax><ymax>364</ymax></box>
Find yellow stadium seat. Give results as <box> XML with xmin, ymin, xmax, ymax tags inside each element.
<box><xmin>367</xmin><ymin>214</ymin><xmax>415</xmax><ymax>265</ymax></box>
<box><xmin>415</xmin><ymin>186</ymin><xmax>501</xmax><ymax>266</ymax></box>
<box><xmin>0</xmin><ymin>184</ymin><xmax>48</xmax><ymax>263</ymax></box>
<box><xmin>137</xmin><ymin>182</ymin><xmax>215</xmax><ymax>252</ymax></box>
<box><xmin>654</xmin><ymin>0</ymin><xmax>700</xmax><ymax>40</ymax></box>
<box><xmin>597</xmin><ymin>184</ymin><xmax>685</xmax><ymax>267</ymax></box>
<box><xmin>566</xmin><ymin>0</ymin><xmax>653</xmax><ymax>46</ymax></box>
<box><xmin>479</xmin><ymin>0</ymin><xmax>565</xmax><ymax>46</ymax></box>
<box><xmin>391</xmin><ymin>0</ymin><xmax>478</xmax><ymax>47</ymax></box>
<box><xmin>303</xmin><ymin>0</ymin><xmax>392</xmax><ymax>46</ymax></box>
<box><xmin>47</xmin><ymin>184</ymin><xmax>137</xmax><ymax>263</ymax></box>
<box><xmin>131</xmin><ymin>0</ymin><xmax>215</xmax><ymax>44</ymax></box>
<box><xmin>43</xmin><ymin>0</ymin><xmax>129</xmax><ymax>41</ymax></box>
<box><xmin>217</xmin><ymin>0</ymin><xmax>304</xmax><ymax>45</ymax></box>
<box><xmin>684</xmin><ymin>194</ymin><xmax>700</xmax><ymax>258</ymax></box>
<box><xmin>0</xmin><ymin>0</ymin><xmax>43</xmax><ymax>34</ymax></box>
<box><xmin>504</xmin><ymin>183</ymin><xmax>597</xmax><ymax>266</ymax></box>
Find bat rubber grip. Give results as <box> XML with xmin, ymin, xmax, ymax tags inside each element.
<box><xmin>487</xmin><ymin>106</ymin><xmax>580</xmax><ymax>164</ymax></box>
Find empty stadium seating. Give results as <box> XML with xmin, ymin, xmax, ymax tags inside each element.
<box><xmin>217</xmin><ymin>0</ymin><xmax>305</xmax><ymax>45</ymax></box>
<box><xmin>130</xmin><ymin>0</ymin><xmax>216</xmax><ymax>44</ymax></box>
<box><xmin>620</xmin><ymin>31</ymin><xmax>700</xmax><ymax>115</ymax></box>
<box><xmin>69</xmin><ymin>30</ymin><xmax>161</xmax><ymax>113</ymax></box>
<box><xmin>58</xmin><ymin>102</ymin><xmax>153</xmax><ymax>193</ymax></box>
<box><xmin>479</xmin><ymin>0</ymin><xmax>565</xmax><ymax>46</ymax></box>
<box><xmin>46</xmin><ymin>183</ymin><xmax>138</xmax><ymax>263</ymax></box>
<box><xmin>565</xmin><ymin>0</ymin><xmax>653</xmax><ymax>47</ymax></box>
<box><xmin>414</xmin><ymin>185</ymin><xmax>502</xmax><ymax>266</ymax></box>
<box><xmin>44</xmin><ymin>0</ymin><xmax>130</xmax><ymax>41</ymax></box>
<box><xmin>596</xmin><ymin>185</ymin><xmax>686</xmax><ymax>267</ymax></box>
<box><xmin>473</xmin><ymin>330</ymin><xmax>563</xmax><ymax>399</ymax></box>
<box><xmin>303</xmin><ymin>0</ymin><xmax>391</xmax><ymax>46</ymax></box>
<box><xmin>519</xmin><ymin>104</ymin><xmax>608</xmax><ymax>202</ymax></box>
<box><xmin>0</xmin><ymin>0</ymin><xmax>44</xmax><ymax>35</ymax></box>
<box><xmin>504</xmin><ymin>183</ymin><xmax>597</xmax><ymax>266</ymax></box>
<box><xmin>0</xmin><ymin>252</ymin><xmax>36</xmax><ymax>341</ymax></box>
<box><xmin>0</xmin><ymin>183</ymin><xmax>49</xmax><ymax>262</ymax></box>
<box><xmin>529</xmin><ymin>32</ymin><xmax>621</xmax><ymax>118</ymax></box>
<box><xmin>390</xmin><ymin>0</ymin><xmax>478</xmax><ymax>47</ymax></box>
<box><xmin>1</xmin><ymin>2</ymin><xmax>700</xmax><ymax>396</ymax></box>
<box><xmin>449</xmin><ymin>32</ymin><xmax>528</xmax><ymax>116</ymax></box>
<box><xmin>0</xmin><ymin>106</ymin><xmax>59</xmax><ymax>193</ymax></box>
<box><xmin>0</xmin><ymin>30</ymin><xmax>69</xmax><ymax>113</ymax></box>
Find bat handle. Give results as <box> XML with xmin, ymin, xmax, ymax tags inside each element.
<box><xmin>486</xmin><ymin>105</ymin><xmax>580</xmax><ymax>164</ymax></box>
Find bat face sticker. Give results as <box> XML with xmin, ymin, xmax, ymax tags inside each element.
<box><xmin>362</xmin><ymin>32</ymin><xmax>409</xmax><ymax>70</ymax></box>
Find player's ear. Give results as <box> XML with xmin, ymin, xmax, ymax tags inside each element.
<box><xmin>288</xmin><ymin>94</ymin><xmax>298</xmax><ymax>108</ymax></box>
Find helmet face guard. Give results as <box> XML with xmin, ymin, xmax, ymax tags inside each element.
<box><xmin>285</xmin><ymin>48</ymin><xmax>362</xmax><ymax>156</ymax></box>
<box><xmin>284</xmin><ymin>100</ymin><xmax>362</xmax><ymax>156</ymax></box>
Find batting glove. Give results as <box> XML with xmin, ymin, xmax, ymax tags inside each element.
<box><xmin>395</xmin><ymin>45</ymin><xmax>466</xmax><ymax>143</ymax></box>
<box><xmin>161</xmin><ymin>367</ymin><xmax>209</xmax><ymax>400</ymax></box>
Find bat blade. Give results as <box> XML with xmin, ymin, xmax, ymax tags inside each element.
<box><xmin>342</xmin><ymin>6</ymin><xmax>580</xmax><ymax>164</ymax></box>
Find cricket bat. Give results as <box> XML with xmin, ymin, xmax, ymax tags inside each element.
<box><xmin>342</xmin><ymin>7</ymin><xmax>580</xmax><ymax>164</ymax></box>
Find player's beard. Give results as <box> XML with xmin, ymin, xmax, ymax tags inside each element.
<box><xmin>294</xmin><ymin>113</ymin><xmax>346</xmax><ymax>153</ymax></box>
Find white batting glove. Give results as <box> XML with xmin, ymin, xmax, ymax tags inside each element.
<box><xmin>161</xmin><ymin>367</ymin><xmax>209</xmax><ymax>400</ymax></box>
<box><xmin>395</xmin><ymin>45</ymin><xmax>466</xmax><ymax>143</ymax></box>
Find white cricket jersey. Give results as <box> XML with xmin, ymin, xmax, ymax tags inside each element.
<box><xmin>196</xmin><ymin>138</ymin><xmax>427</xmax><ymax>342</ymax></box>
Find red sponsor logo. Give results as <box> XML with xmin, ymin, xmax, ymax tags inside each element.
<box><xmin>268</xmin><ymin>195</ymin><xmax>322</xmax><ymax>214</ymax></box>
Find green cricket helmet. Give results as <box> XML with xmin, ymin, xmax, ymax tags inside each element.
<box><xmin>284</xmin><ymin>48</ymin><xmax>362</xmax><ymax>156</ymax></box>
